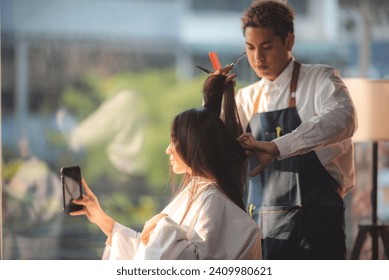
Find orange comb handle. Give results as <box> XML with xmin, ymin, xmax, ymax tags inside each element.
<box><xmin>209</xmin><ymin>52</ymin><xmax>222</xmax><ymax>71</ymax></box>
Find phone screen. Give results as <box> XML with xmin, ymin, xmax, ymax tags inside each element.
<box><xmin>61</xmin><ymin>166</ymin><xmax>83</xmax><ymax>213</ymax></box>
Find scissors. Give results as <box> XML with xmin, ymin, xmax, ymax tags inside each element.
<box><xmin>195</xmin><ymin>51</ymin><xmax>246</xmax><ymax>74</ymax></box>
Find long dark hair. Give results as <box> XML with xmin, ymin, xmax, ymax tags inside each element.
<box><xmin>170</xmin><ymin>75</ymin><xmax>247</xmax><ymax>214</ymax></box>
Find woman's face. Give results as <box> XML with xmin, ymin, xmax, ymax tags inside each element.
<box><xmin>166</xmin><ymin>141</ymin><xmax>192</xmax><ymax>175</ymax></box>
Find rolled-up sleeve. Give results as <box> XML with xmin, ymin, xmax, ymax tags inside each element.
<box><xmin>274</xmin><ymin>68</ymin><xmax>357</xmax><ymax>159</ymax></box>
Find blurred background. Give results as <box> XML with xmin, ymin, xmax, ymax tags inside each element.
<box><xmin>1</xmin><ymin>0</ymin><xmax>389</xmax><ymax>259</ymax></box>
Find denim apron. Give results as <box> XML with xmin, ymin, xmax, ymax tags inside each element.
<box><xmin>246</xmin><ymin>61</ymin><xmax>346</xmax><ymax>259</ymax></box>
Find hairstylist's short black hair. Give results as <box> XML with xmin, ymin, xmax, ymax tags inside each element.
<box><xmin>241</xmin><ymin>0</ymin><xmax>295</xmax><ymax>42</ymax></box>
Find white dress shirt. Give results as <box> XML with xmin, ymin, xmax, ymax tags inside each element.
<box><xmin>235</xmin><ymin>59</ymin><xmax>358</xmax><ymax>197</ymax></box>
<box><xmin>102</xmin><ymin>178</ymin><xmax>262</xmax><ymax>259</ymax></box>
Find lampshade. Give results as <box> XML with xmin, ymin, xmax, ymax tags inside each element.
<box><xmin>343</xmin><ymin>79</ymin><xmax>389</xmax><ymax>142</ymax></box>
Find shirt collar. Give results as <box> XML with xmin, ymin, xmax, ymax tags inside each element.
<box><xmin>262</xmin><ymin>57</ymin><xmax>295</xmax><ymax>90</ymax></box>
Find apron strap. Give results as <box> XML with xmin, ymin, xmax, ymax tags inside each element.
<box><xmin>288</xmin><ymin>61</ymin><xmax>301</xmax><ymax>108</ymax></box>
<box><xmin>253</xmin><ymin>60</ymin><xmax>301</xmax><ymax>112</ymax></box>
<box><xmin>253</xmin><ymin>85</ymin><xmax>264</xmax><ymax>113</ymax></box>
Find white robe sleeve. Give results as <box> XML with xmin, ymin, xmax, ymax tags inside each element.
<box><xmin>140</xmin><ymin>217</ymin><xmax>197</xmax><ymax>259</ymax></box>
<box><xmin>102</xmin><ymin>222</ymin><xmax>141</xmax><ymax>260</ymax></box>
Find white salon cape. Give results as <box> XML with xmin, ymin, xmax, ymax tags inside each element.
<box><xmin>102</xmin><ymin>180</ymin><xmax>262</xmax><ymax>260</ymax></box>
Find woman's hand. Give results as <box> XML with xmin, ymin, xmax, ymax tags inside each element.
<box><xmin>237</xmin><ymin>133</ymin><xmax>280</xmax><ymax>176</ymax></box>
<box><xmin>71</xmin><ymin>178</ymin><xmax>115</xmax><ymax>242</ymax></box>
<box><xmin>140</xmin><ymin>213</ymin><xmax>168</xmax><ymax>246</ymax></box>
<box><xmin>70</xmin><ymin>178</ymin><xmax>102</xmax><ymax>224</ymax></box>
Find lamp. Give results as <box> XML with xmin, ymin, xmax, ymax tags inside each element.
<box><xmin>344</xmin><ymin>78</ymin><xmax>389</xmax><ymax>259</ymax></box>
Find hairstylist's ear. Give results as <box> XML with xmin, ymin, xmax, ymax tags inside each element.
<box><xmin>285</xmin><ymin>33</ymin><xmax>295</xmax><ymax>51</ymax></box>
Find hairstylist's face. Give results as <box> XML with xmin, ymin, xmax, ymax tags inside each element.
<box><xmin>166</xmin><ymin>141</ymin><xmax>192</xmax><ymax>175</ymax></box>
<box><xmin>245</xmin><ymin>27</ymin><xmax>294</xmax><ymax>81</ymax></box>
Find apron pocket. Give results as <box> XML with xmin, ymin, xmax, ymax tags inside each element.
<box><xmin>260</xmin><ymin>205</ymin><xmax>302</xmax><ymax>240</ymax></box>
<box><xmin>260</xmin><ymin>205</ymin><xmax>303</xmax><ymax>259</ymax></box>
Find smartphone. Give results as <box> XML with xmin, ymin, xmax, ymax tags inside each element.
<box><xmin>61</xmin><ymin>166</ymin><xmax>83</xmax><ymax>213</ymax></box>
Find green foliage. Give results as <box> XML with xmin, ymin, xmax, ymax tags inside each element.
<box><xmin>58</xmin><ymin>68</ymin><xmax>205</xmax><ymax>228</ymax></box>
<box><xmin>121</xmin><ymin>70</ymin><xmax>205</xmax><ymax>188</ymax></box>
<box><xmin>2</xmin><ymin>159</ymin><xmax>23</xmax><ymax>182</ymax></box>
<box><xmin>101</xmin><ymin>193</ymin><xmax>161</xmax><ymax>229</ymax></box>
<box><xmin>61</xmin><ymin>74</ymin><xmax>104</xmax><ymax>120</ymax></box>
<box><xmin>65</xmin><ymin>69</ymin><xmax>204</xmax><ymax>188</ymax></box>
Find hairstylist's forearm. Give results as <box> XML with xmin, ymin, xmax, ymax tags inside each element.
<box><xmin>269</xmin><ymin>141</ymin><xmax>280</xmax><ymax>156</ymax></box>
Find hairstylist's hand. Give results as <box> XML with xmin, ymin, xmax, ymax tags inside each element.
<box><xmin>237</xmin><ymin>132</ymin><xmax>280</xmax><ymax>176</ymax></box>
<box><xmin>140</xmin><ymin>213</ymin><xmax>168</xmax><ymax>246</ymax></box>
<box><xmin>237</xmin><ymin>132</ymin><xmax>257</xmax><ymax>150</ymax></box>
<box><xmin>71</xmin><ymin>178</ymin><xmax>115</xmax><ymax>242</ymax></box>
<box><xmin>214</xmin><ymin>65</ymin><xmax>236</xmax><ymax>85</ymax></box>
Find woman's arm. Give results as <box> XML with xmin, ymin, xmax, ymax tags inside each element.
<box><xmin>71</xmin><ymin>178</ymin><xmax>115</xmax><ymax>245</ymax></box>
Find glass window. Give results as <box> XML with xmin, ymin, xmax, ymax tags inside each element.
<box><xmin>1</xmin><ymin>0</ymin><xmax>389</xmax><ymax>260</ymax></box>
<box><xmin>288</xmin><ymin>0</ymin><xmax>309</xmax><ymax>15</ymax></box>
<box><xmin>192</xmin><ymin>0</ymin><xmax>252</xmax><ymax>12</ymax></box>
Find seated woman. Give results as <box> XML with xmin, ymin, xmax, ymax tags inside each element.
<box><xmin>71</xmin><ymin>74</ymin><xmax>262</xmax><ymax>259</ymax></box>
